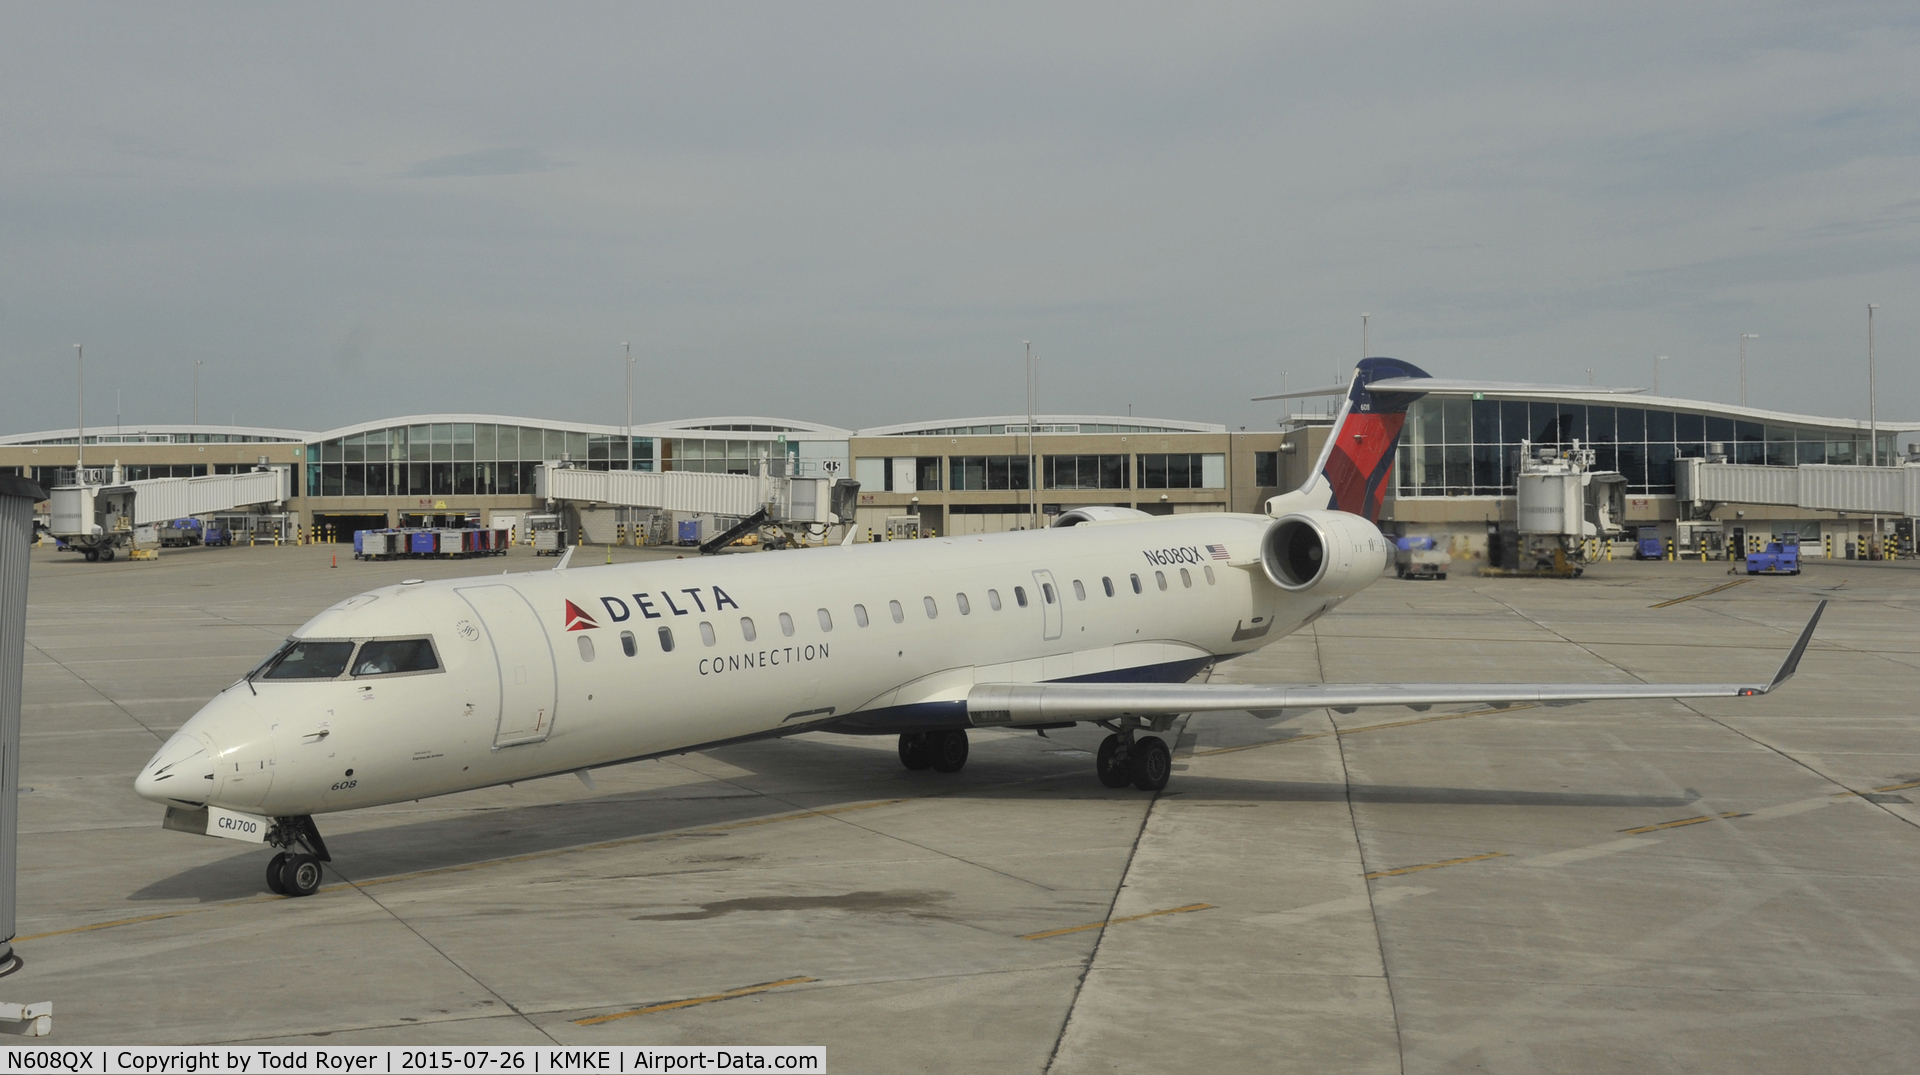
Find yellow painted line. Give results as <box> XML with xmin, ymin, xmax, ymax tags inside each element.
<box><xmin>1832</xmin><ymin>779</ymin><xmax>1920</xmax><ymax>798</ymax></box>
<box><xmin>1191</xmin><ymin>705</ymin><xmax>1536</xmax><ymax>757</ymax></box>
<box><xmin>1619</xmin><ymin>810</ymin><xmax>1747</xmax><ymax>834</ymax></box>
<box><xmin>573</xmin><ymin>976</ymin><xmax>817</xmax><ymax>1026</ymax></box>
<box><xmin>1650</xmin><ymin>579</ymin><xmax>1751</xmax><ymax>609</ymax></box>
<box><xmin>1021</xmin><ymin>902</ymin><xmax>1214</xmax><ymax>941</ymax></box>
<box><xmin>1364</xmin><ymin>852</ymin><xmax>1506</xmax><ymax>880</ymax></box>
<box><xmin>17</xmin><ymin>799</ymin><xmax>906</xmax><ymax>946</ymax></box>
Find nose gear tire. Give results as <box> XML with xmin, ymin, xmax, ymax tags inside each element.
<box><xmin>280</xmin><ymin>853</ymin><xmax>323</xmax><ymax>897</ymax></box>
<box><xmin>265</xmin><ymin>852</ymin><xmax>291</xmax><ymax>895</ymax></box>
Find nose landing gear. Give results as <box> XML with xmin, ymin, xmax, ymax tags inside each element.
<box><xmin>263</xmin><ymin>816</ymin><xmax>332</xmax><ymax>898</ymax></box>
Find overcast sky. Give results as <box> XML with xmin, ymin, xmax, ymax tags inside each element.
<box><xmin>2</xmin><ymin>3</ymin><xmax>1915</xmax><ymax>437</ymax></box>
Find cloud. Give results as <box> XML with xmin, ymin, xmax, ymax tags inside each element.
<box><xmin>401</xmin><ymin>147</ymin><xmax>566</xmax><ymax>179</ymax></box>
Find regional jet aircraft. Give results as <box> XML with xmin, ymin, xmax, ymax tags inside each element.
<box><xmin>136</xmin><ymin>359</ymin><xmax>1824</xmax><ymax>897</ymax></box>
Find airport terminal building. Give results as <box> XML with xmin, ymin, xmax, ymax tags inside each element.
<box><xmin>3</xmin><ymin>387</ymin><xmax>1912</xmax><ymax>556</ymax></box>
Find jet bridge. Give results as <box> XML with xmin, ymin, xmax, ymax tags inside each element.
<box><xmin>1678</xmin><ymin>459</ymin><xmax>1920</xmax><ymax>516</ymax></box>
<box><xmin>534</xmin><ymin>464</ymin><xmax>859</xmax><ymax>550</ymax></box>
<box><xmin>48</xmin><ymin>467</ymin><xmax>291</xmax><ymax>562</ymax></box>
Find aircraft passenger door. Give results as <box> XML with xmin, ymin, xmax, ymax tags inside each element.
<box><xmin>1032</xmin><ymin>569</ymin><xmax>1064</xmax><ymax>641</ymax></box>
<box><xmin>457</xmin><ymin>585</ymin><xmax>559</xmax><ymax>748</ymax></box>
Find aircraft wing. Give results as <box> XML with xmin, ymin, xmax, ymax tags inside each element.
<box><xmin>967</xmin><ymin>602</ymin><xmax>1824</xmax><ymax>724</ymax></box>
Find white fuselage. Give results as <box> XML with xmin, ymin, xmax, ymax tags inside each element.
<box><xmin>135</xmin><ymin>513</ymin><xmax>1375</xmax><ymax>818</ymax></box>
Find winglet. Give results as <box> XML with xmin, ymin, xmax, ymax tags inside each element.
<box><xmin>552</xmin><ymin>545</ymin><xmax>575</xmax><ymax>571</ymax></box>
<box><xmin>1756</xmin><ymin>600</ymin><xmax>1826</xmax><ymax>694</ymax></box>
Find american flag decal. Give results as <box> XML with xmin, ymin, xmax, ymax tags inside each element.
<box><xmin>1207</xmin><ymin>544</ymin><xmax>1230</xmax><ymax>560</ymax></box>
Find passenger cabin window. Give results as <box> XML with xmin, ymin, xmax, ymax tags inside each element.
<box><xmin>889</xmin><ymin>600</ymin><xmax>905</xmax><ymax>623</ymax></box>
<box><xmin>577</xmin><ymin>635</ymin><xmax>595</xmax><ymax>661</ymax></box>
<box><xmin>1130</xmin><ymin>574</ymin><xmax>1143</xmax><ymax>594</ymax></box>
<box><xmin>1072</xmin><ymin>580</ymin><xmax>1086</xmax><ymax>601</ymax></box>
<box><xmin>1014</xmin><ymin>586</ymin><xmax>1029</xmax><ymax>608</ymax></box>
<box><xmin>657</xmin><ymin>626</ymin><xmax>675</xmax><ymax>652</ymax></box>
<box><xmin>1102</xmin><ymin>576</ymin><xmax>1115</xmax><ymax>597</ymax></box>
<box><xmin>1155</xmin><ymin>571</ymin><xmax>1168</xmax><ymax>591</ymax></box>
<box><xmin>741</xmin><ymin>617</ymin><xmax>757</xmax><ymax>642</ymax></box>
<box><xmin>351</xmin><ymin>638</ymin><xmax>438</xmax><ymax>676</ymax></box>
<box><xmin>855</xmin><ymin>604</ymin><xmax>869</xmax><ymax>627</ymax></box>
<box><xmin>956</xmin><ymin>592</ymin><xmax>971</xmax><ymax>615</ymax></box>
<box><xmin>1180</xmin><ymin>568</ymin><xmax>1192</xmax><ymax>588</ymax></box>
<box><xmin>1042</xmin><ymin>583</ymin><xmax>1056</xmax><ymax>604</ymax></box>
<box><xmin>699</xmin><ymin>621</ymin><xmax>717</xmax><ymax>646</ymax></box>
<box><xmin>923</xmin><ymin>596</ymin><xmax>938</xmax><ymax>619</ymax></box>
<box><xmin>817</xmin><ymin>608</ymin><xmax>833</xmax><ymax>632</ymax></box>
<box><xmin>620</xmin><ymin>630</ymin><xmax>637</xmax><ymax>657</ymax></box>
<box><xmin>1204</xmin><ymin>565</ymin><xmax>1216</xmax><ymax>585</ymax></box>
<box><xmin>988</xmin><ymin>589</ymin><xmax>1002</xmax><ymax>611</ymax></box>
<box><xmin>779</xmin><ymin>612</ymin><xmax>795</xmax><ymax>637</ymax></box>
<box><xmin>262</xmin><ymin>640</ymin><xmax>355</xmax><ymax>680</ymax></box>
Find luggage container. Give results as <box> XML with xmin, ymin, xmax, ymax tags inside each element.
<box><xmin>436</xmin><ymin>529</ymin><xmax>466</xmax><ymax>556</ymax></box>
<box><xmin>677</xmin><ymin>519</ymin><xmax>703</xmax><ymax>545</ymax></box>
<box><xmin>410</xmin><ymin>531</ymin><xmax>437</xmax><ymax>555</ymax></box>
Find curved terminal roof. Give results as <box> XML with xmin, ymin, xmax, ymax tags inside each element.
<box><xmin>0</xmin><ymin>423</ymin><xmax>314</xmax><ymax>446</ymax></box>
<box><xmin>300</xmin><ymin>414</ymin><xmax>850</xmax><ymax>441</ymax></box>
<box><xmin>858</xmin><ymin>414</ymin><xmax>1225</xmax><ymax>437</ymax></box>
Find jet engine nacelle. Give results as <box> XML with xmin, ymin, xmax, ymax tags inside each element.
<box><xmin>1260</xmin><ymin>510</ymin><xmax>1392</xmax><ymax>596</ymax></box>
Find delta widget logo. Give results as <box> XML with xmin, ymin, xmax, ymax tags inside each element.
<box><xmin>564</xmin><ymin>600</ymin><xmax>599</xmax><ymax>631</ymax></box>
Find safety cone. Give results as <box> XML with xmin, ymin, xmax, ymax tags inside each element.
<box><xmin>331</xmin><ymin>553</ymin><xmax>337</xmax><ymax>568</ymax></box>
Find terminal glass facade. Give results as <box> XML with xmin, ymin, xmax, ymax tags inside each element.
<box><xmin>1396</xmin><ymin>397</ymin><xmax>1894</xmax><ymax>498</ymax></box>
<box><xmin>305</xmin><ymin>424</ymin><xmax>659</xmax><ymax>499</ymax></box>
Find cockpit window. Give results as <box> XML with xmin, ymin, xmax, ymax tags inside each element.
<box><xmin>352</xmin><ymin>638</ymin><xmax>440</xmax><ymax>677</ymax></box>
<box><xmin>261</xmin><ymin>641</ymin><xmax>355</xmax><ymax>680</ymax></box>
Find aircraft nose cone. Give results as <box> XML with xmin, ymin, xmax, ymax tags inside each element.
<box><xmin>135</xmin><ymin>731</ymin><xmax>215</xmax><ymax>806</ymax></box>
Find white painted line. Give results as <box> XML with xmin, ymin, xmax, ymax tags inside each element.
<box><xmin>1248</xmin><ymin>885</ymin><xmax>1433</xmax><ymax>927</ymax></box>
<box><xmin>1514</xmin><ymin>836</ymin><xmax>1661</xmax><ymax>868</ymax></box>
<box><xmin>1743</xmin><ymin>797</ymin><xmax>1841</xmax><ymax>823</ymax></box>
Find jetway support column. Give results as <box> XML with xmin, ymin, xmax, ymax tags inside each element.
<box><xmin>0</xmin><ymin>476</ymin><xmax>52</xmax><ymax>1034</ymax></box>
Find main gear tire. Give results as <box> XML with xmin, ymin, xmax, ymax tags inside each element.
<box><xmin>1095</xmin><ymin>735</ymin><xmax>1133</xmax><ymax>788</ymax></box>
<box><xmin>1129</xmin><ymin>735</ymin><xmax>1172</xmax><ymax>792</ymax></box>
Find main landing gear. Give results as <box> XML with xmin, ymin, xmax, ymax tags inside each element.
<box><xmin>1096</xmin><ymin>732</ymin><xmax>1171</xmax><ymax>792</ymax></box>
<box><xmin>897</xmin><ymin>730</ymin><xmax>970</xmax><ymax>773</ymax></box>
<box><xmin>263</xmin><ymin>815</ymin><xmax>332</xmax><ymax>898</ymax></box>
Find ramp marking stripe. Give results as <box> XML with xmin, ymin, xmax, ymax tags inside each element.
<box><xmin>1364</xmin><ymin>852</ymin><xmax>1506</xmax><ymax>880</ymax></box>
<box><xmin>1833</xmin><ymin>779</ymin><xmax>1920</xmax><ymax>797</ymax></box>
<box><xmin>1650</xmin><ymin>579</ymin><xmax>1751</xmax><ymax>608</ymax></box>
<box><xmin>573</xmin><ymin>977</ymin><xmax>817</xmax><ymax>1026</ymax></box>
<box><xmin>1021</xmin><ymin>902</ymin><xmax>1214</xmax><ymax>940</ymax></box>
<box><xmin>1619</xmin><ymin>810</ymin><xmax>1748</xmax><ymax>834</ymax></box>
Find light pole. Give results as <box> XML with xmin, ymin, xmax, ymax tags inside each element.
<box><xmin>74</xmin><ymin>345</ymin><xmax>83</xmax><ymax>474</ymax></box>
<box><xmin>1867</xmin><ymin>305</ymin><xmax>1878</xmax><ymax>466</ymax></box>
<box><xmin>1655</xmin><ymin>355</ymin><xmax>1667</xmax><ymax>395</ymax></box>
<box><xmin>193</xmin><ymin>360</ymin><xmax>202</xmax><ymax>425</ymax></box>
<box><xmin>623</xmin><ymin>342</ymin><xmax>633</xmax><ymax>470</ymax></box>
<box><xmin>1358</xmin><ymin>312</ymin><xmax>1370</xmax><ymax>385</ymax></box>
<box><xmin>1025</xmin><ymin>341</ymin><xmax>1037</xmax><ymax>529</ymax></box>
<box><xmin>1739</xmin><ymin>334</ymin><xmax>1758</xmax><ymax>407</ymax></box>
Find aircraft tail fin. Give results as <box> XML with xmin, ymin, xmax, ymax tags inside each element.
<box><xmin>1270</xmin><ymin>357</ymin><xmax>1432</xmax><ymax>523</ymax></box>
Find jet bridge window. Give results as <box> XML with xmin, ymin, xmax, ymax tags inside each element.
<box><xmin>350</xmin><ymin>638</ymin><xmax>440</xmax><ymax>677</ymax></box>
<box><xmin>262</xmin><ymin>640</ymin><xmax>355</xmax><ymax>680</ymax></box>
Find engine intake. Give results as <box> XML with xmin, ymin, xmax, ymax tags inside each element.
<box><xmin>1259</xmin><ymin>511</ymin><xmax>1391</xmax><ymax>596</ymax></box>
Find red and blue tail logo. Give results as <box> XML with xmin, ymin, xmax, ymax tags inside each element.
<box><xmin>1320</xmin><ymin>357</ymin><xmax>1430</xmax><ymax>523</ymax></box>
